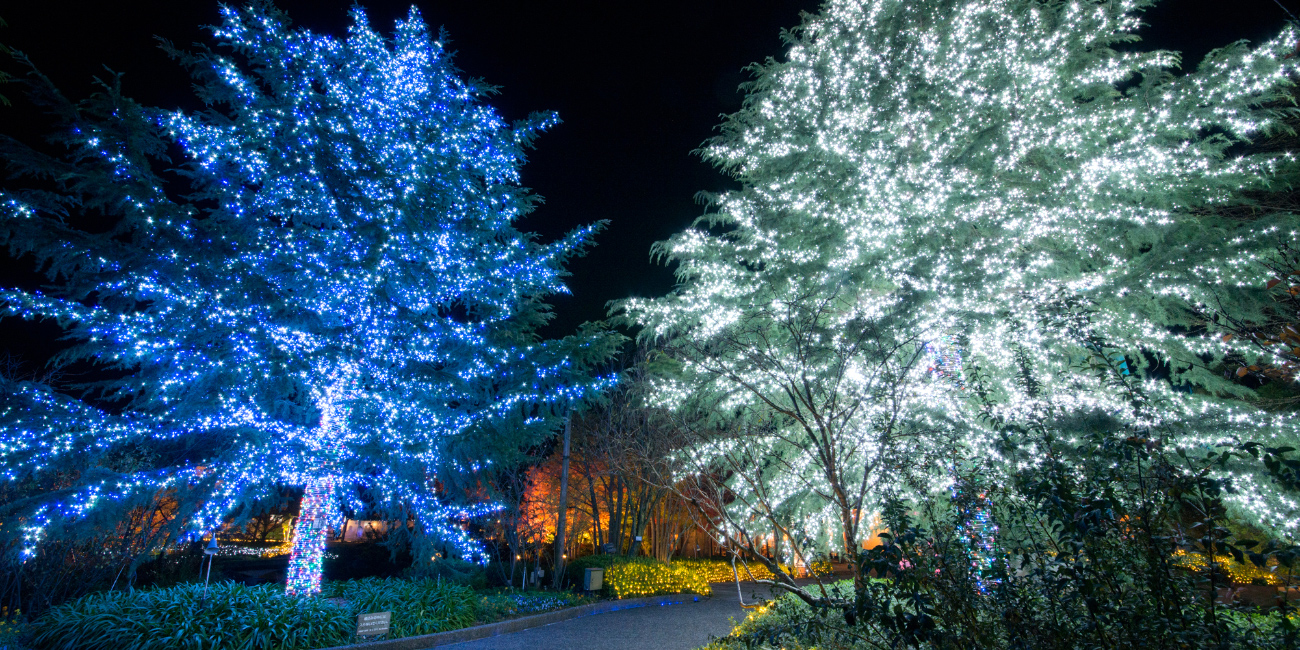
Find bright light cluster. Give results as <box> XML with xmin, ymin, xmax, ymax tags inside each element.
<box><xmin>625</xmin><ymin>0</ymin><xmax>1300</xmax><ymax>554</ymax></box>
<box><xmin>0</xmin><ymin>4</ymin><xmax>606</xmax><ymax>593</ymax></box>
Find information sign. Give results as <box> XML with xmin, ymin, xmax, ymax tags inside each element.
<box><xmin>356</xmin><ymin>611</ymin><xmax>391</xmax><ymax>637</ymax></box>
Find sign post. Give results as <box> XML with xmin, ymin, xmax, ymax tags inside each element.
<box><xmin>356</xmin><ymin>611</ymin><xmax>392</xmax><ymax>638</ymax></box>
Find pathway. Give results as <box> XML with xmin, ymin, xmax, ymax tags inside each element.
<box><xmin>437</xmin><ymin>582</ymin><xmax>787</xmax><ymax>650</ymax></box>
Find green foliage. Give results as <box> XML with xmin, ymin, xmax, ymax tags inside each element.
<box><xmin>28</xmin><ymin>582</ymin><xmax>353</xmax><ymax>650</ymax></box>
<box><xmin>565</xmin><ymin>555</ymin><xmax>711</xmax><ymax>598</ymax></box>
<box><xmin>698</xmin><ymin>581</ymin><xmax>863</xmax><ymax>650</ymax></box>
<box><xmin>474</xmin><ymin>590</ymin><xmax>597</xmax><ymax>623</ymax></box>
<box><xmin>0</xmin><ymin>604</ymin><xmax>24</xmax><ymax>649</ymax></box>
<box><xmin>27</xmin><ymin>578</ymin><xmax>483</xmax><ymax>650</ymax></box>
<box><xmin>699</xmin><ymin>389</ymin><xmax>1300</xmax><ymax>650</ymax></box>
<box><xmin>318</xmin><ymin>577</ymin><xmax>476</xmax><ymax>638</ymax></box>
<box><xmin>789</xmin><ymin>440</ymin><xmax>1299</xmax><ymax>649</ymax></box>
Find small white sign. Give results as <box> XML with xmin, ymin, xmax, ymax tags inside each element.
<box><xmin>356</xmin><ymin>611</ymin><xmax>391</xmax><ymax>637</ymax></box>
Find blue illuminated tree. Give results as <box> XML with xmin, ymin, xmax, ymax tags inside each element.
<box><xmin>0</xmin><ymin>3</ymin><xmax>611</xmax><ymax>595</ymax></box>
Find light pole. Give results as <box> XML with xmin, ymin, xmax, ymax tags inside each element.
<box><xmin>203</xmin><ymin>537</ymin><xmax>219</xmax><ymax>597</ymax></box>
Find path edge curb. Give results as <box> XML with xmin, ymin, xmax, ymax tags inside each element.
<box><xmin>323</xmin><ymin>593</ymin><xmax>708</xmax><ymax>650</ymax></box>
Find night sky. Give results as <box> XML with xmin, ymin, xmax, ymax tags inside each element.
<box><xmin>0</xmin><ymin>0</ymin><xmax>1294</xmax><ymax>359</ymax></box>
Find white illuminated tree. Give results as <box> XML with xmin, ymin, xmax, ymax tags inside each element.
<box><xmin>0</xmin><ymin>4</ymin><xmax>611</xmax><ymax>594</ymax></box>
<box><xmin>626</xmin><ymin>0</ymin><xmax>1300</xmax><ymax>576</ymax></box>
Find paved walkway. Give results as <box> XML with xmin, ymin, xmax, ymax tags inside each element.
<box><xmin>438</xmin><ymin>582</ymin><xmax>787</xmax><ymax>650</ymax></box>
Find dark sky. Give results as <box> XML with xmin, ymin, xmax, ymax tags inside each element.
<box><xmin>0</xmin><ymin>0</ymin><xmax>1294</xmax><ymax>353</ymax></box>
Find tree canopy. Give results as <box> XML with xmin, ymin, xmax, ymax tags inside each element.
<box><xmin>625</xmin><ymin>0</ymin><xmax>1300</xmax><ymax>559</ymax></box>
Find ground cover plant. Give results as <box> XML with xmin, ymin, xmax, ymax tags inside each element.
<box><xmin>23</xmin><ymin>577</ymin><xmax>599</xmax><ymax>650</ymax></box>
<box><xmin>28</xmin><ymin>582</ymin><xmax>356</xmax><ymax>650</ymax></box>
<box><xmin>474</xmin><ymin>590</ymin><xmax>598</xmax><ymax>623</ymax></box>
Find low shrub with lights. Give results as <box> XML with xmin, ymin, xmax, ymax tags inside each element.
<box><xmin>1172</xmin><ymin>550</ymin><xmax>1286</xmax><ymax>586</ymax></box>
<box><xmin>566</xmin><ymin>555</ymin><xmax>711</xmax><ymax>598</ymax></box>
<box><xmin>672</xmin><ymin>558</ymin><xmax>798</xmax><ymax>583</ymax></box>
<box><xmin>810</xmin><ymin>559</ymin><xmax>834</xmax><ymax>577</ymax></box>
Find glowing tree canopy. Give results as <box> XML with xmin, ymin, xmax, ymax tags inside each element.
<box><xmin>627</xmin><ymin>0</ymin><xmax>1300</xmax><ymax>553</ymax></box>
<box><xmin>0</xmin><ymin>3</ymin><xmax>609</xmax><ymax>594</ymax></box>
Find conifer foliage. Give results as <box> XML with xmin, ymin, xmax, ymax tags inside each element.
<box><xmin>0</xmin><ymin>3</ymin><xmax>603</xmax><ymax>595</ymax></box>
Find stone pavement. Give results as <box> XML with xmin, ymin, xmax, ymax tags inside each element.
<box><xmin>437</xmin><ymin>582</ymin><xmax>786</xmax><ymax>650</ymax></box>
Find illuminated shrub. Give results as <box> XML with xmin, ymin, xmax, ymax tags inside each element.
<box><xmin>1173</xmin><ymin>550</ymin><xmax>1285</xmax><ymax>586</ymax></box>
<box><xmin>810</xmin><ymin>559</ymin><xmax>833</xmax><ymax>577</ymax></box>
<box><xmin>671</xmin><ymin>558</ymin><xmax>798</xmax><ymax>582</ymax></box>
<box><xmin>566</xmin><ymin>556</ymin><xmax>711</xmax><ymax>598</ymax></box>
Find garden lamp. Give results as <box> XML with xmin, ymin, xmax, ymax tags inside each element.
<box><xmin>203</xmin><ymin>537</ymin><xmax>219</xmax><ymax>598</ymax></box>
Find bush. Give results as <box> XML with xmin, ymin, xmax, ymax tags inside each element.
<box><xmin>695</xmin><ymin>427</ymin><xmax>1300</xmax><ymax>650</ymax></box>
<box><xmin>698</xmin><ymin>581</ymin><xmax>858</xmax><ymax>650</ymax></box>
<box><xmin>319</xmin><ymin>577</ymin><xmax>476</xmax><ymax>637</ymax></box>
<box><xmin>565</xmin><ymin>555</ymin><xmax>711</xmax><ymax>598</ymax></box>
<box><xmin>673</xmin><ymin>558</ymin><xmax>738</xmax><ymax>583</ymax></box>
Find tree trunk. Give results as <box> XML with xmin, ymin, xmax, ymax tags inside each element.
<box><xmin>552</xmin><ymin>412</ymin><xmax>572</xmax><ymax>588</ymax></box>
<box><xmin>610</xmin><ymin>476</ymin><xmax>624</xmax><ymax>553</ymax></box>
<box><xmin>286</xmin><ymin>475</ymin><xmax>336</xmax><ymax>596</ymax></box>
<box><xmin>773</xmin><ymin>519</ymin><xmax>782</xmax><ymax>564</ymax></box>
<box><xmin>586</xmin><ymin>470</ymin><xmax>603</xmax><ymax>548</ymax></box>
<box><xmin>286</xmin><ymin>387</ymin><xmax>346</xmax><ymax>596</ymax></box>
